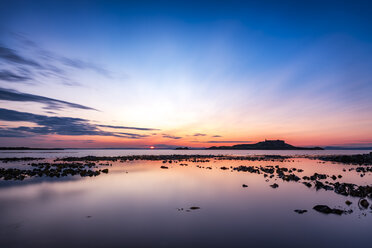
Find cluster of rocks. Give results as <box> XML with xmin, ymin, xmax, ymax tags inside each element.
<box><xmin>0</xmin><ymin>157</ymin><xmax>44</xmax><ymax>163</ymax></box>
<box><xmin>351</xmin><ymin>166</ymin><xmax>372</xmax><ymax>177</ymax></box>
<box><xmin>233</xmin><ymin>163</ymin><xmax>372</xmax><ymax>200</ymax></box>
<box><xmin>57</xmin><ymin>155</ymin><xmax>218</xmax><ymax>163</ymax></box>
<box><xmin>216</xmin><ymin>155</ymin><xmax>290</xmax><ymax>162</ymax></box>
<box><xmin>232</xmin><ymin>163</ymin><xmax>372</xmax><ymax>215</ymax></box>
<box><xmin>315</xmin><ymin>153</ymin><xmax>372</xmax><ymax>165</ymax></box>
<box><xmin>0</xmin><ymin>162</ymin><xmax>109</xmax><ymax>180</ymax></box>
<box><xmin>55</xmin><ymin>154</ymin><xmax>292</xmax><ymax>164</ymax></box>
<box><xmin>233</xmin><ymin>165</ymin><xmax>301</xmax><ymax>183</ymax></box>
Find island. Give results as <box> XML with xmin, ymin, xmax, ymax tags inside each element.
<box><xmin>175</xmin><ymin>147</ymin><xmax>189</xmax><ymax>150</ymax></box>
<box><xmin>206</xmin><ymin>140</ymin><xmax>323</xmax><ymax>150</ymax></box>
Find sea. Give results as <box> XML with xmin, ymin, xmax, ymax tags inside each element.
<box><xmin>1</xmin><ymin>149</ymin><xmax>372</xmax><ymax>248</ymax></box>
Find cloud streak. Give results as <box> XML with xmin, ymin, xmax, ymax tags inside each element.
<box><xmin>193</xmin><ymin>133</ymin><xmax>206</xmax><ymax>136</ymax></box>
<box><xmin>162</xmin><ymin>134</ymin><xmax>182</xmax><ymax>139</ymax></box>
<box><xmin>98</xmin><ymin>124</ymin><xmax>159</xmax><ymax>131</ymax></box>
<box><xmin>0</xmin><ymin>46</ymin><xmax>41</xmax><ymax>67</ymax></box>
<box><xmin>0</xmin><ymin>70</ymin><xmax>31</xmax><ymax>82</ymax></box>
<box><xmin>0</xmin><ymin>87</ymin><xmax>97</xmax><ymax>111</ymax></box>
<box><xmin>0</xmin><ymin>108</ymin><xmax>150</xmax><ymax>139</ymax></box>
<box><xmin>0</xmin><ymin>33</ymin><xmax>111</xmax><ymax>86</ymax></box>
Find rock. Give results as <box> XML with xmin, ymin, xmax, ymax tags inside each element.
<box><xmin>303</xmin><ymin>182</ymin><xmax>312</xmax><ymax>188</ymax></box>
<box><xmin>294</xmin><ymin>209</ymin><xmax>307</xmax><ymax>214</ymax></box>
<box><xmin>190</xmin><ymin>206</ymin><xmax>200</xmax><ymax>210</ymax></box>
<box><xmin>160</xmin><ymin>166</ymin><xmax>168</xmax><ymax>169</ymax></box>
<box><xmin>345</xmin><ymin>200</ymin><xmax>352</xmax><ymax>206</ymax></box>
<box><xmin>242</xmin><ymin>184</ymin><xmax>248</xmax><ymax>188</ymax></box>
<box><xmin>313</xmin><ymin>205</ymin><xmax>345</xmax><ymax>215</ymax></box>
<box><xmin>359</xmin><ymin>199</ymin><xmax>369</xmax><ymax>208</ymax></box>
<box><xmin>220</xmin><ymin>166</ymin><xmax>229</xmax><ymax>170</ymax></box>
<box><xmin>101</xmin><ymin>169</ymin><xmax>109</xmax><ymax>173</ymax></box>
<box><xmin>270</xmin><ymin>183</ymin><xmax>279</xmax><ymax>188</ymax></box>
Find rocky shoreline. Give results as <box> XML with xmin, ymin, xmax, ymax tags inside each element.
<box><xmin>1</xmin><ymin>153</ymin><xmax>372</xmax><ymax>216</ymax></box>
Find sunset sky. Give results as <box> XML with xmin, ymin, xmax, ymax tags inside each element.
<box><xmin>0</xmin><ymin>0</ymin><xmax>371</xmax><ymax>148</ymax></box>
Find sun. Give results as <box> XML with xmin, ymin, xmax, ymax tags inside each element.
<box><xmin>150</xmin><ymin>146</ymin><xmax>155</xmax><ymax>149</ymax></box>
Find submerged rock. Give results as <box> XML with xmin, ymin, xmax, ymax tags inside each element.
<box><xmin>270</xmin><ymin>183</ymin><xmax>279</xmax><ymax>189</ymax></box>
<box><xmin>294</xmin><ymin>209</ymin><xmax>307</xmax><ymax>214</ymax></box>
<box><xmin>359</xmin><ymin>199</ymin><xmax>369</xmax><ymax>209</ymax></box>
<box><xmin>302</xmin><ymin>182</ymin><xmax>312</xmax><ymax>188</ymax></box>
<box><xmin>313</xmin><ymin>205</ymin><xmax>345</xmax><ymax>215</ymax></box>
<box><xmin>242</xmin><ymin>184</ymin><xmax>248</xmax><ymax>188</ymax></box>
<box><xmin>160</xmin><ymin>166</ymin><xmax>168</xmax><ymax>169</ymax></box>
<box><xmin>190</xmin><ymin>206</ymin><xmax>200</xmax><ymax>210</ymax></box>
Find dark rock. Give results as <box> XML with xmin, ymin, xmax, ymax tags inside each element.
<box><xmin>294</xmin><ymin>209</ymin><xmax>307</xmax><ymax>214</ymax></box>
<box><xmin>190</xmin><ymin>206</ymin><xmax>200</xmax><ymax>210</ymax></box>
<box><xmin>313</xmin><ymin>205</ymin><xmax>345</xmax><ymax>215</ymax></box>
<box><xmin>160</xmin><ymin>166</ymin><xmax>168</xmax><ymax>169</ymax></box>
<box><xmin>242</xmin><ymin>184</ymin><xmax>248</xmax><ymax>188</ymax></box>
<box><xmin>345</xmin><ymin>200</ymin><xmax>352</xmax><ymax>206</ymax></box>
<box><xmin>303</xmin><ymin>182</ymin><xmax>312</xmax><ymax>188</ymax></box>
<box><xmin>359</xmin><ymin>199</ymin><xmax>369</xmax><ymax>209</ymax></box>
<box><xmin>270</xmin><ymin>183</ymin><xmax>279</xmax><ymax>189</ymax></box>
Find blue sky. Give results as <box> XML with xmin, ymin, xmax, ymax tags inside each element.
<box><xmin>0</xmin><ymin>0</ymin><xmax>371</xmax><ymax>148</ymax></box>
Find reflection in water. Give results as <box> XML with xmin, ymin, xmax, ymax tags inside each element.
<box><xmin>1</xmin><ymin>154</ymin><xmax>372</xmax><ymax>248</ymax></box>
<box><xmin>1</xmin><ymin>148</ymin><xmax>372</xmax><ymax>158</ymax></box>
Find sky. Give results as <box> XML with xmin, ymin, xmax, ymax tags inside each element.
<box><xmin>0</xmin><ymin>0</ymin><xmax>371</xmax><ymax>148</ymax></box>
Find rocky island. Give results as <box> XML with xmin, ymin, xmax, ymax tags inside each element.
<box><xmin>207</xmin><ymin>139</ymin><xmax>323</xmax><ymax>150</ymax></box>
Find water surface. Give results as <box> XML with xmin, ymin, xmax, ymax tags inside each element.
<box><xmin>1</xmin><ymin>150</ymin><xmax>372</xmax><ymax>248</ymax></box>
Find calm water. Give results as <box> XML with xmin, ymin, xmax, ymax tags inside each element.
<box><xmin>1</xmin><ymin>148</ymin><xmax>372</xmax><ymax>158</ymax></box>
<box><xmin>1</xmin><ymin>149</ymin><xmax>372</xmax><ymax>248</ymax></box>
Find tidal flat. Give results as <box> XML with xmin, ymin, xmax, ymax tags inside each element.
<box><xmin>1</xmin><ymin>151</ymin><xmax>372</xmax><ymax>248</ymax></box>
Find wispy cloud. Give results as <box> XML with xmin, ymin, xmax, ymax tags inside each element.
<box><xmin>193</xmin><ymin>133</ymin><xmax>206</xmax><ymax>136</ymax></box>
<box><xmin>0</xmin><ymin>87</ymin><xmax>97</xmax><ymax>111</ymax></box>
<box><xmin>117</xmin><ymin>132</ymin><xmax>150</xmax><ymax>139</ymax></box>
<box><xmin>0</xmin><ymin>46</ymin><xmax>41</xmax><ymax>67</ymax></box>
<box><xmin>0</xmin><ymin>108</ymin><xmax>150</xmax><ymax>139</ymax></box>
<box><xmin>98</xmin><ymin>124</ymin><xmax>159</xmax><ymax>131</ymax></box>
<box><xmin>0</xmin><ymin>33</ymin><xmax>111</xmax><ymax>86</ymax></box>
<box><xmin>162</xmin><ymin>134</ymin><xmax>182</xmax><ymax>139</ymax></box>
<box><xmin>212</xmin><ymin>135</ymin><xmax>222</xmax><ymax>138</ymax></box>
<box><xmin>0</xmin><ymin>69</ymin><xmax>31</xmax><ymax>82</ymax></box>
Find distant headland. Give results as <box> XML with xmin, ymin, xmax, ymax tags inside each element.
<box><xmin>207</xmin><ymin>140</ymin><xmax>324</xmax><ymax>150</ymax></box>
